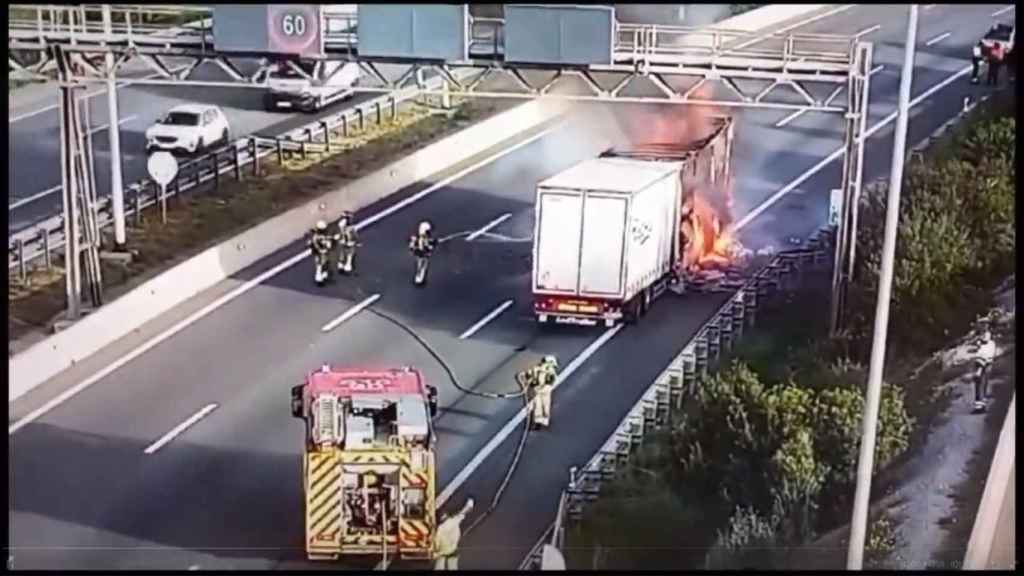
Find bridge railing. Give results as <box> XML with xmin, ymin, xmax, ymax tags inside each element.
<box><xmin>520</xmin><ymin>227</ymin><xmax>835</xmax><ymax>569</ymax></box>
<box><xmin>8</xmin><ymin>68</ymin><xmax>476</xmax><ymax>277</ymax></box>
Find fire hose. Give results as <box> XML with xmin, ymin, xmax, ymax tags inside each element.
<box><xmin>364</xmin><ymin>307</ymin><xmax>535</xmax><ymax>544</ymax></box>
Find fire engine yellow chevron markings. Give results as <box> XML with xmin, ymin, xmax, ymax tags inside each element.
<box><xmin>311</xmin><ymin>510</ymin><xmax>341</xmax><ymax>537</ymax></box>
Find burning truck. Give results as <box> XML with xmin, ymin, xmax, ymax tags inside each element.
<box><xmin>531</xmin><ymin>115</ymin><xmax>753</xmax><ymax>327</ymax></box>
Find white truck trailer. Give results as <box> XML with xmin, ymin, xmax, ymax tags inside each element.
<box><xmin>531</xmin><ymin>116</ymin><xmax>734</xmax><ymax>327</ymax></box>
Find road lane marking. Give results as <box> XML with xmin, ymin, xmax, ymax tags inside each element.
<box><xmin>774</xmin><ymin>83</ymin><xmax>846</xmax><ymax>128</ymax></box>
<box><xmin>8</xmin><ymin>115</ymin><xmax>139</xmax><ymax>211</ymax></box>
<box><xmin>9</xmin><ymin>65</ymin><xmax>190</xmax><ymax>123</ymax></box>
<box><xmin>870</xmin><ymin>65</ymin><xmax>885</xmax><ymax>77</ymax></box>
<box><xmin>735</xmin><ymin>64</ymin><xmax>973</xmax><ymax>232</ymax></box>
<box><xmin>321</xmin><ymin>294</ymin><xmax>381</xmax><ymax>333</ymax></box>
<box><xmin>9</xmin><ymin>185</ymin><xmax>62</xmax><ymax>211</ymax></box>
<box><xmin>459</xmin><ymin>300</ymin><xmax>515</xmax><ymax>340</ymax></box>
<box><xmin>923</xmin><ymin>4</ymin><xmax>937</xmax><ymax>11</ymax></box>
<box><xmin>8</xmin><ymin>122</ymin><xmax>564</xmax><ymax>434</ymax></box>
<box><xmin>143</xmin><ymin>403</ymin><xmax>218</xmax><ymax>454</ymax></box>
<box><xmin>466</xmin><ymin>213</ymin><xmax>512</xmax><ymax>242</ymax></box>
<box><xmin>854</xmin><ymin>24</ymin><xmax>881</xmax><ymax>38</ymax></box>
<box><xmin>437</xmin><ymin>324</ymin><xmax>624</xmax><ymax>509</ymax></box>
<box><xmin>925</xmin><ymin>32</ymin><xmax>952</xmax><ymax>47</ymax></box>
<box><xmin>729</xmin><ymin>5</ymin><xmax>856</xmax><ymax>52</ymax></box>
<box><xmin>991</xmin><ymin>6</ymin><xmax>1015</xmax><ymax>17</ymax></box>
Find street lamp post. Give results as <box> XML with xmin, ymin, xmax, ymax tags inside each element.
<box><xmin>846</xmin><ymin>4</ymin><xmax>919</xmax><ymax>570</ymax></box>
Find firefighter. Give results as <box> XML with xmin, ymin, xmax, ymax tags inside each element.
<box><xmin>409</xmin><ymin>221</ymin><xmax>436</xmax><ymax>286</ymax></box>
<box><xmin>517</xmin><ymin>355</ymin><xmax>558</xmax><ymax>430</ymax></box>
<box><xmin>336</xmin><ymin>211</ymin><xmax>359</xmax><ymax>274</ymax></box>
<box><xmin>971</xmin><ymin>41</ymin><xmax>984</xmax><ymax>84</ymax></box>
<box><xmin>309</xmin><ymin>220</ymin><xmax>336</xmax><ymax>284</ymax></box>
<box><xmin>987</xmin><ymin>41</ymin><xmax>1004</xmax><ymax>86</ymax></box>
<box><xmin>972</xmin><ymin>325</ymin><xmax>997</xmax><ymax>413</ymax></box>
<box><xmin>434</xmin><ymin>498</ymin><xmax>474</xmax><ymax>570</ymax></box>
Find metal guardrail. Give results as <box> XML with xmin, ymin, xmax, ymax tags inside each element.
<box><xmin>8</xmin><ymin>69</ymin><xmax>475</xmax><ymax>275</ymax></box>
<box><xmin>519</xmin><ymin>226</ymin><xmax>835</xmax><ymax>570</ymax></box>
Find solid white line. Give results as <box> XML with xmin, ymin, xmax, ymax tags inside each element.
<box><xmin>437</xmin><ymin>324</ymin><xmax>624</xmax><ymax>508</ymax></box>
<box><xmin>925</xmin><ymin>32</ymin><xmax>952</xmax><ymax>47</ymax></box>
<box><xmin>143</xmin><ymin>403</ymin><xmax>218</xmax><ymax>454</ymax></box>
<box><xmin>321</xmin><ymin>294</ymin><xmax>381</xmax><ymax>333</ymax></box>
<box><xmin>466</xmin><ymin>213</ymin><xmax>512</xmax><ymax>242</ymax></box>
<box><xmin>9</xmin><ymin>65</ymin><xmax>190</xmax><ymax>123</ymax></box>
<box><xmin>991</xmin><ymin>6</ymin><xmax>1015</xmax><ymax>17</ymax></box>
<box><xmin>775</xmin><ymin>83</ymin><xmax>846</xmax><ymax>128</ymax></box>
<box><xmin>734</xmin><ymin>64</ymin><xmax>973</xmax><ymax>232</ymax></box>
<box><xmin>459</xmin><ymin>300</ymin><xmax>515</xmax><ymax>340</ymax></box>
<box><xmin>8</xmin><ymin>115</ymin><xmax>140</xmax><ymax>211</ymax></box>
<box><xmin>8</xmin><ymin>121</ymin><xmax>564</xmax><ymax>434</ymax></box>
<box><xmin>774</xmin><ymin>109</ymin><xmax>806</xmax><ymax>128</ymax></box>
<box><xmin>728</xmin><ymin>5</ymin><xmax>856</xmax><ymax>52</ymax></box>
<box><xmin>9</xmin><ymin>185</ymin><xmax>63</xmax><ymax>211</ymax></box>
<box><xmin>854</xmin><ymin>24</ymin><xmax>881</xmax><ymax>38</ymax></box>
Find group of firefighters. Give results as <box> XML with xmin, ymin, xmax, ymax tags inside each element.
<box><xmin>970</xmin><ymin>26</ymin><xmax>1016</xmax><ymax>86</ymax></box>
<box><xmin>308</xmin><ymin>214</ymin><xmax>438</xmax><ymax>286</ymax></box>
<box><xmin>308</xmin><ymin>215</ymin><xmax>559</xmax><ymax>569</ymax></box>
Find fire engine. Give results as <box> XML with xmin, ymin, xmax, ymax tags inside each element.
<box><xmin>290</xmin><ymin>365</ymin><xmax>441</xmax><ymax>561</ymax></box>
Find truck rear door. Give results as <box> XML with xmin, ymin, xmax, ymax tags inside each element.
<box><xmin>578</xmin><ymin>194</ymin><xmax>628</xmax><ymax>298</ymax></box>
<box><xmin>534</xmin><ymin>189</ymin><xmax>584</xmax><ymax>294</ymax></box>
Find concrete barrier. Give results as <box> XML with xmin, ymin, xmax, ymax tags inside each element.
<box><xmin>10</xmin><ymin>98</ymin><xmax>569</xmax><ymax>402</ymax></box>
<box><xmin>963</xmin><ymin>394</ymin><xmax>1015</xmax><ymax>570</ymax></box>
<box><xmin>711</xmin><ymin>4</ymin><xmax>836</xmax><ymax>33</ymax></box>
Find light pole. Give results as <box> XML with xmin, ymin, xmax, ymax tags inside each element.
<box><xmin>103</xmin><ymin>4</ymin><xmax>127</xmax><ymax>248</ymax></box>
<box><xmin>846</xmin><ymin>4</ymin><xmax>918</xmax><ymax>570</ymax></box>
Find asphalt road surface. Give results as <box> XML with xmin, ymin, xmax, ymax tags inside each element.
<box><xmin>7</xmin><ymin>61</ymin><xmax>419</xmax><ymax>235</ymax></box>
<box><xmin>8</xmin><ymin>4</ymin><xmax>1016</xmax><ymax>571</ymax></box>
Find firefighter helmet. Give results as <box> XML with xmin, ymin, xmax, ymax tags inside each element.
<box><xmin>543</xmin><ymin>355</ymin><xmax>558</xmax><ymax>369</ymax></box>
<box><xmin>316</xmin><ymin>220</ymin><xmax>327</xmax><ymax>231</ymax></box>
<box><xmin>419</xmin><ymin>221</ymin><xmax>432</xmax><ymax>235</ymax></box>
<box><xmin>338</xmin><ymin>211</ymin><xmax>353</xmax><ymax>228</ymax></box>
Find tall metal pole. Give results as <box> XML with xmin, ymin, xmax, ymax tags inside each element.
<box><xmin>59</xmin><ymin>85</ymin><xmax>81</xmax><ymax>320</ymax></box>
<box><xmin>846</xmin><ymin>4</ymin><xmax>918</xmax><ymax>570</ymax></box>
<box><xmin>103</xmin><ymin>4</ymin><xmax>127</xmax><ymax>247</ymax></box>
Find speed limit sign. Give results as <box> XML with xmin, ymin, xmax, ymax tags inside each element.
<box><xmin>267</xmin><ymin>4</ymin><xmax>323</xmax><ymax>57</ymax></box>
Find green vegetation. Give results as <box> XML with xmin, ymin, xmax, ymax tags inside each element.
<box><xmin>566</xmin><ymin>91</ymin><xmax>1015</xmax><ymax>569</ymax></box>
<box><xmin>9</xmin><ymin>98</ymin><xmax>517</xmax><ymax>343</ymax></box>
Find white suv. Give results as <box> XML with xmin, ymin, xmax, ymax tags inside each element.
<box><xmin>146</xmin><ymin>104</ymin><xmax>231</xmax><ymax>155</ymax></box>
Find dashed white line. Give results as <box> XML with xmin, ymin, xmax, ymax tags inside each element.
<box><xmin>870</xmin><ymin>65</ymin><xmax>886</xmax><ymax>77</ymax></box>
<box><xmin>8</xmin><ymin>121</ymin><xmax>564</xmax><ymax>435</ymax></box>
<box><xmin>925</xmin><ymin>31</ymin><xmax>952</xmax><ymax>47</ymax></box>
<box><xmin>466</xmin><ymin>213</ymin><xmax>512</xmax><ymax>242</ymax></box>
<box><xmin>437</xmin><ymin>324</ymin><xmax>624</xmax><ymax>508</ymax></box>
<box><xmin>8</xmin><ymin>115</ymin><xmax>140</xmax><ymax>211</ymax></box>
<box><xmin>991</xmin><ymin>6</ymin><xmax>1015</xmax><ymax>17</ymax></box>
<box><xmin>9</xmin><ymin>185</ymin><xmax>63</xmax><ymax>211</ymax></box>
<box><xmin>735</xmin><ymin>64</ymin><xmax>973</xmax><ymax>232</ymax></box>
<box><xmin>321</xmin><ymin>294</ymin><xmax>381</xmax><ymax>333</ymax></box>
<box><xmin>459</xmin><ymin>300</ymin><xmax>515</xmax><ymax>340</ymax></box>
<box><xmin>854</xmin><ymin>24</ymin><xmax>881</xmax><ymax>38</ymax></box>
<box><xmin>9</xmin><ymin>66</ymin><xmax>190</xmax><ymax>123</ymax></box>
<box><xmin>143</xmin><ymin>403</ymin><xmax>218</xmax><ymax>454</ymax></box>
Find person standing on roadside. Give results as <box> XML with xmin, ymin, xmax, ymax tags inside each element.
<box><xmin>971</xmin><ymin>41</ymin><xmax>985</xmax><ymax>84</ymax></box>
<box><xmin>987</xmin><ymin>41</ymin><xmax>1004</xmax><ymax>86</ymax></box>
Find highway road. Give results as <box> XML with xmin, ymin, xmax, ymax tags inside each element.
<box><xmin>8</xmin><ymin>4</ymin><xmax>1016</xmax><ymax>571</ymax></box>
<box><xmin>7</xmin><ymin>60</ymin><xmax>418</xmax><ymax>235</ymax></box>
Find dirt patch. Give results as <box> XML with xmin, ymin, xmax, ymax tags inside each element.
<box><xmin>8</xmin><ymin>97</ymin><xmax>517</xmax><ymax>347</ymax></box>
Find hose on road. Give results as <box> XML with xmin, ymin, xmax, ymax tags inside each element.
<box><xmin>363</xmin><ymin>306</ymin><xmax>535</xmax><ymax>540</ymax></box>
<box><xmin>365</xmin><ymin>306</ymin><xmax>525</xmax><ymax>400</ymax></box>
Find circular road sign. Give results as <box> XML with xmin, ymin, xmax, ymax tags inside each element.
<box><xmin>147</xmin><ymin>151</ymin><xmax>179</xmax><ymax>187</ymax></box>
<box><xmin>267</xmin><ymin>4</ymin><xmax>323</xmax><ymax>57</ymax></box>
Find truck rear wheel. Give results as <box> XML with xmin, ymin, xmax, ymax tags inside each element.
<box><xmin>624</xmin><ymin>297</ymin><xmax>642</xmax><ymax>324</ymax></box>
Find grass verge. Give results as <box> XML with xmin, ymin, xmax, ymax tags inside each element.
<box><xmin>8</xmin><ymin>97</ymin><xmax>517</xmax><ymax>348</ymax></box>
